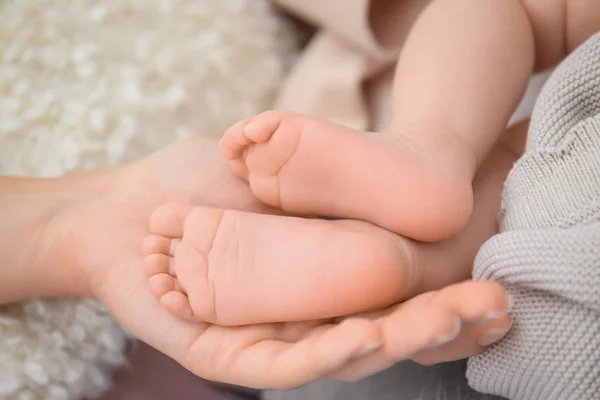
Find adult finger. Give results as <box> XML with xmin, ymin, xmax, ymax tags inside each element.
<box><xmin>328</xmin><ymin>281</ymin><xmax>511</xmax><ymax>381</ymax></box>
<box><xmin>181</xmin><ymin>318</ymin><xmax>382</xmax><ymax>390</ymax></box>
<box><xmin>328</xmin><ymin>300</ymin><xmax>460</xmax><ymax>382</ymax></box>
<box><xmin>411</xmin><ymin>281</ymin><xmax>512</xmax><ymax>365</ymax></box>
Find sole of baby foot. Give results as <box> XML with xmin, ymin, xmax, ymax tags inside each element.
<box><xmin>328</xmin><ymin>280</ymin><xmax>511</xmax><ymax>381</ymax></box>
<box><xmin>218</xmin><ymin>110</ymin><xmax>473</xmax><ymax>242</ymax></box>
<box><xmin>142</xmin><ymin>202</ymin><xmax>410</xmax><ymax>326</ymax></box>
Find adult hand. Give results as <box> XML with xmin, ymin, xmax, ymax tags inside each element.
<box><xmin>23</xmin><ymin>121</ymin><xmax>524</xmax><ymax>389</ymax></box>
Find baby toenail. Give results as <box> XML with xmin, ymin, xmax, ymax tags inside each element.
<box><xmin>477</xmin><ymin>325</ymin><xmax>512</xmax><ymax>347</ymax></box>
<box><xmin>243</xmin><ymin>121</ymin><xmax>261</xmax><ymax>137</ymax></box>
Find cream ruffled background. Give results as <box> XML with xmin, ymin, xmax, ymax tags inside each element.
<box><xmin>0</xmin><ymin>0</ymin><xmax>298</xmax><ymax>398</ymax></box>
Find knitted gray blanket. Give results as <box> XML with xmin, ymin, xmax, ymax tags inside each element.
<box><xmin>467</xmin><ymin>32</ymin><xmax>600</xmax><ymax>400</ymax></box>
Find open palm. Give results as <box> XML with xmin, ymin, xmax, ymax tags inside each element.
<box><xmin>53</xmin><ymin>136</ymin><xmax>513</xmax><ymax>389</ymax></box>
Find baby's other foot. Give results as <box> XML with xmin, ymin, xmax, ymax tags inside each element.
<box><xmin>143</xmin><ymin>202</ymin><xmax>409</xmax><ymax>326</ymax></box>
<box><xmin>219</xmin><ymin>111</ymin><xmax>473</xmax><ymax>242</ymax></box>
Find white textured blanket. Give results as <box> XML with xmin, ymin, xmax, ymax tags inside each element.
<box><xmin>0</xmin><ymin>1</ymin><xmax>297</xmax><ymax>398</ymax></box>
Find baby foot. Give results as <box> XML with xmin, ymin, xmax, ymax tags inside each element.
<box><xmin>219</xmin><ymin>111</ymin><xmax>474</xmax><ymax>242</ymax></box>
<box><xmin>143</xmin><ymin>202</ymin><xmax>409</xmax><ymax>326</ymax></box>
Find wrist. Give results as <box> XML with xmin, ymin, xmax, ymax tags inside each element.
<box><xmin>0</xmin><ymin>166</ymin><xmax>124</xmax><ymax>303</ymax></box>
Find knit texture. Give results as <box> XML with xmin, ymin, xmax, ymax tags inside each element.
<box><xmin>466</xmin><ymin>32</ymin><xmax>600</xmax><ymax>400</ymax></box>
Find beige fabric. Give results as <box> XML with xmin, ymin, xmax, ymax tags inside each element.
<box><xmin>273</xmin><ymin>0</ymin><xmax>429</xmax><ymax>131</ymax></box>
<box><xmin>273</xmin><ymin>0</ymin><xmax>547</xmax><ymax>133</ymax></box>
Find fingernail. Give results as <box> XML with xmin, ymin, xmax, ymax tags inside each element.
<box><xmin>433</xmin><ymin>316</ymin><xmax>462</xmax><ymax>346</ymax></box>
<box><xmin>506</xmin><ymin>294</ymin><xmax>514</xmax><ymax>312</ymax></box>
<box><xmin>352</xmin><ymin>342</ymin><xmax>381</xmax><ymax>359</ymax></box>
<box><xmin>485</xmin><ymin>294</ymin><xmax>513</xmax><ymax>319</ymax></box>
<box><xmin>469</xmin><ymin>295</ymin><xmax>513</xmax><ymax>326</ymax></box>
<box><xmin>406</xmin><ymin>317</ymin><xmax>462</xmax><ymax>358</ymax></box>
<box><xmin>473</xmin><ymin>310</ymin><xmax>508</xmax><ymax>325</ymax></box>
<box><xmin>477</xmin><ymin>326</ymin><xmax>511</xmax><ymax>347</ymax></box>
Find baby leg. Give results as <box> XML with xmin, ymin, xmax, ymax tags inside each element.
<box><xmin>386</xmin><ymin>0</ymin><xmax>600</xmax><ymax>179</ymax></box>
<box><xmin>219</xmin><ymin>0</ymin><xmax>536</xmax><ymax>242</ymax></box>
<box><xmin>385</xmin><ymin>0</ymin><xmax>535</xmax><ymax>185</ymax></box>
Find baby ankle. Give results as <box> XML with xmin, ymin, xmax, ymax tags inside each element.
<box><xmin>386</xmin><ymin>119</ymin><xmax>478</xmax><ymax>182</ymax></box>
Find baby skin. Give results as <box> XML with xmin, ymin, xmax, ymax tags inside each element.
<box><xmin>145</xmin><ymin>0</ymin><xmax>600</xmax><ymax>326</ymax></box>
<box><xmin>220</xmin><ymin>0</ymin><xmax>600</xmax><ymax>241</ymax></box>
